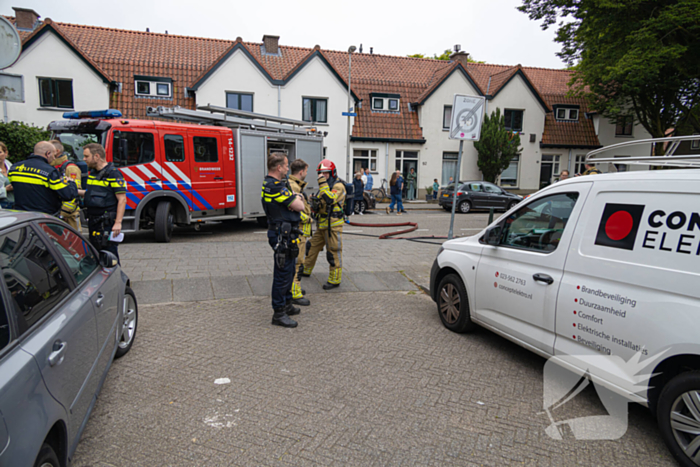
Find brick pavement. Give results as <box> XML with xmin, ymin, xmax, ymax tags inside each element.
<box><xmin>72</xmin><ymin>292</ymin><xmax>674</xmax><ymax>466</ymax></box>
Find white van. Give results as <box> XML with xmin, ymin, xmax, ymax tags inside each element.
<box><xmin>430</xmin><ymin>140</ymin><xmax>700</xmax><ymax>467</ymax></box>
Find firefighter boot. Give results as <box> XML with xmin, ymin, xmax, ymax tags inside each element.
<box><xmin>284</xmin><ymin>303</ymin><xmax>302</xmax><ymax>315</ymax></box>
<box><xmin>292</xmin><ymin>297</ymin><xmax>310</xmax><ymax>306</ymax></box>
<box><xmin>272</xmin><ymin>309</ymin><xmax>298</xmax><ymax>328</ymax></box>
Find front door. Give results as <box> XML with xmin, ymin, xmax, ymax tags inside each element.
<box><xmin>474</xmin><ymin>186</ymin><xmax>590</xmax><ymax>354</ymax></box>
<box><xmin>188</xmin><ymin>130</ymin><xmax>224</xmax><ymax>211</ymax></box>
<box><xmin>540</xmin><ymin>162</ymin><xmax>554</xmax><ymax>189</ymax></box>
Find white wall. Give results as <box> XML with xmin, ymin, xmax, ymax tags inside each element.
<box><xmin>419</xmin><ymin>71</ymin><xmax>482</xmax><ymax>192</ymax></box>
<box><xmin>4</xmin><ymin>31</ymin><xmax>110</xmax><ymax>128</ymax></box>
<box><xmin>595</xmin><ymin>114</ymin><xmax>653</xmax><ymax>173</ymax></box>
<box><xmin>489</xmin><ymin>74</ymin><xmax>547</xmax><ymax>191</ymax></box>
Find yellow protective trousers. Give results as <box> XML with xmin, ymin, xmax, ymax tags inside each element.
<box><xmin>303</xmin><ymin>225</ymin><xmax>343</xmax><ymax>284</ymax></box>
<box><xmin>290</xmin><ymin>235</ymin><xmax>309</xmax><ymax>299</ymax></box>
<box><xmin>60</xmin><ymin>209</ymin><xmax>82</xmax><ymax>231</ymax></box>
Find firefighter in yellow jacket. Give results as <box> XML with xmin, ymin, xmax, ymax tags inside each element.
<box><xmin>302</xmin><ymin>159</ymin><xmax>346</xmax><ymax>290</ymax></box>
<box><xmin>288</xmin><ymin>159</ymin><xmax>312</xmax><ymax>305</ymax></box>
<box><xmin>50</xmin><ymin>140</ymin><xmax>82</xmax><ymax>231</ymax></box>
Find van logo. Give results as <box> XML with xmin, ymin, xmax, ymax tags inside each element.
<box><xmin>595</xmin><ymin>203</ymin><xmax>645</xmax><ymax>250</ymax></box>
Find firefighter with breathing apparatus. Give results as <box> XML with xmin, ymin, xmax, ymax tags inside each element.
<box><xmin>302</xmin><ymin>159</ymin><xmax>346</xmax><ymax>289</ymax></box>
<box><xmin>288</xmin><ymin>159</ymin><xmax>313</xmax><ymax>306</ymax></box>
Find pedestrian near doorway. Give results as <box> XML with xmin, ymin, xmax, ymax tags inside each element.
<box><xmin>302</xmin><ymin>159</ymin><xmax>346</xmax><ymax>289</ymax></box>
<box><xmin>386</xmin><ymin>171</ymin><xmax>405</xmax><ymax>214</ymax></box>
<box><xmin>351</xmin><ymin>172</ymin><xmax>364</xmax><ymax>215</ymax></box>
<box><xmin>288</xmin><ymin>158</ymin><xmax>312</xmax><ymax>307</ymax></box>
<box><xmin>262</xmin><ymin>152</ymin><xmax>305</xmax><ymax>327</ymax></box>
<box><xmin>364</xmin><ymin>168</ymin><xmax>373</xmax><ymax>191</ymax></box>
<box><xmin>432</xmin><ymin>179</ymin><xmax>439</xmax><ymax>200</ymax></box>
<box><xmin>406</xmin><ymin>167</ymin><xmax>417</xmax><ymax>200</ymax></box>
<box><xmin>82</xmin><ymin>143</ymin><xmax>127</xmax><ymax>262</ymax></box>
<box><xmin>50</xmin><ymin>140</ymin><xmax>83</xmax><ymax>231</ymax></box>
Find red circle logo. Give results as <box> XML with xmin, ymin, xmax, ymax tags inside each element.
<box><xmin>605</xmin><ymin>210</ymin><xmax>634</xmax><ymax>241</ymax></box>
<box><xmin>495</xmin><ymin>272</ymin><xmax>499</xmax><ymax>277</ymax></box>
<box><xmin>494</xmin><ymin>282</ymin><xmax>498</xmax><ymax>288</ymax></box>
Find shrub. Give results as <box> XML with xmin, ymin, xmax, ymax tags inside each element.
<box><xmin>0</xmin><ymin>121</ymin><xmax>51</xmax><ymax>163</ymax></box>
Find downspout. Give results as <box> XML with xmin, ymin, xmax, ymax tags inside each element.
<box><xmin>277</xmin><ymin>85</ymin><xmax>281</xmax><ymax>117</ymax></box>
<box><xmin>483</xmin><ymin>77</ymin><xmax>492</xmax><ymax>182</ymax></box>
<box><xmin>385</xmin><ymin>142</ymin><xmax>389</xmax><ymax>184</ymax></box>
<box><xmin>568</xmin><ymin>148</ymin><xmax>573</xmax><ymax>173</ymax></box>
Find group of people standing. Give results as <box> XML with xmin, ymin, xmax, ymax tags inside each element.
<box><xmin>0</xmin><ymin>140</ymin><xmax>126</xmax><ymax>261</ymax></box>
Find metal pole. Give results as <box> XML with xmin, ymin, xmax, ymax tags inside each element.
<box><xmin>447</xmin><ymin>139</ymin><xmax>464</xmax><ymax>240</ymax></box>
<box><xmin>346</xmin><ymin>52</ymin><xmax>352</xmax><ymax>179</ymax></box>
<box><xmin>2</xmin><ymin>101</ymin><xmax>7</xmax><ymax>124</ymax></box>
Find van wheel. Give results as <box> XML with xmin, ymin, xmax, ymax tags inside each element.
<box><xmin>658</xmin><ymin>371</ymin><xmax>700</xmax><ymax>467</ymax></box>
<box><xmin>436</xmin><ymin>274</ymin><xmax>475</xmax><ymax>333</ymax></box>
<box><xmin>459</xmin><ymin>200</ymin><xmax>471</xmax><ymax>213</ymax></box>
<box><xmin>154</xmin><ymin>201</ymin><xmax>174</xmax><ymax>243</ymax></box>
<box><xmin>115</xmin><ymin>287</ymin><xmax>137</xmax><ymax>359</ymax></box>
<box><xmin>33</xmin><ymin>443</ymin><xmax>60</xmax><ymax>467</ymax></box>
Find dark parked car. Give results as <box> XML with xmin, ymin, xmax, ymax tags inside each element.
<box><xmin>353</xmin><ymin>191</ymin><xmax>377</xmax><ymax>214</ymax></box>
<box><xmin>438</xmin><ymin>181</ymin><xmax>522</xmax><ymax>213</ymax></box>
<box><xmin>0</xmin><ymin>211</ymin><xmax>137</xmax><ymax>467</ymax></box>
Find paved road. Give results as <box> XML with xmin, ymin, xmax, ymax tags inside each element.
<box><xmin>72</xmin><ymin>292</ymin><xmax>674</xmax><ymax>466</ymax></box>
<box><xmin>70</xmin><ymin>209</ymin><xmax>676</xmax><ymax>466</ymax></box>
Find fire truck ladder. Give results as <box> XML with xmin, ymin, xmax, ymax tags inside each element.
<box><xmin>146</xmin><ymin>105</ymin><xmax>323</xmax><ymax>137</ymax></box>
<box><xmin>586</xmin><ymin>135</ymin><xmax>700</xmax><ymax>168</ymax></box>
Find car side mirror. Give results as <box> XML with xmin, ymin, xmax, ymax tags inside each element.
<box><xmin>484</xmin><ymin>225</ymin><xmax>501</xmax><ymax>246</ymax></box>
<box><xmin>100</xmin><ymin>250</ymin><xmax>119</xmax><ymax>268</ymax></box>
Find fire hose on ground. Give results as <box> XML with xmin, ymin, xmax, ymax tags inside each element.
<box><xmin>343</xmin><ymin>220</ymin><xmax>447</xmax><ymax>245</ymax></box>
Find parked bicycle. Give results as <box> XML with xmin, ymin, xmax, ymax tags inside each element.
<box><xmin>370</xmin><ymin>178</ymin><xmax>390</xmax><ymax>203</ymax></box>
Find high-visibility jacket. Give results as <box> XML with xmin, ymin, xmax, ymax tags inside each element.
<box><xmin>289</xmin><ymin>175</ymin><xmax>312</xmax><ymax>236</ymax></box>
<box><xmin>8</xmin><ymin>155</ymin><xmax>78</xmax><ymax>215</ymax></box>
<box><xmin>260</xmin><ymin>175</ymin><xmax>300</xmax><ymax>229</ymax></box>
<box><xmin>84</xmin><ymin>163</ymin><xmax>126</xmax><ymax>217</ymax></box>
<box><xmin>316</xmin><ymin>176</ymin><xmax>346</xmax><ymax>229</ymax></box>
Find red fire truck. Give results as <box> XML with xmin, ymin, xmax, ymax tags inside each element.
<box><xmin>48</xmin><ymin>106</ymin><xmax>325</xmax><ymax>242</ymax></box>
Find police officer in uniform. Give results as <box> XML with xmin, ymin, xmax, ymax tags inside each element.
<box><xmin>82</xmin><ymin>143</ymin><xmax>127</xmax><ymax>261</ymax></box>
<box><xmin>50</xmin><ymin>140</ymin><xmax>83</xmax><ymax>231</ymax></box>
<box><xmin>9</xmin><ymin>141</ymin><xmax>78</xmax><ymax>215</ymax></box>
<box><xmin>288</xmin><ymin>159</ymin><xmax>312</xmax><ymax>306</ymax></box>
<box><xmin>302</xmin><ymin>159</ymin><xmax>346</xmax><ymax>289</ymax></box>
<box><xmin>262</xmin><ymin>152</ymin><xmax>306</xmax><ymax>328</ymax></box>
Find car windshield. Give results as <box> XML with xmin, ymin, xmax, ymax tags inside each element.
<box><xmin>51</xmin><ymin>131</ymin><xmax>106</xmax><ymax>163</ymax></box>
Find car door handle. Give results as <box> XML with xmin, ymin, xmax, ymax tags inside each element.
<box><xmin>149</xmin><ymin>177</ymin><xmax>160</xmax><ymax>182</ymax></box>
<box><xmin>95</xmin><ymin>293</ymin><xmax>105</xmax><ymax>308</ymax></box>
<box><xmin>48</xmin><ymin>341</ymin><xmax>67</xmax><ymax>367</ymax></box>
<box><xmin>533</xmin><ymin>273</ymin><xmax>554</xmax><ymax>285</ymax></box>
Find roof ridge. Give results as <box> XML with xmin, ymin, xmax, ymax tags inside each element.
<box><xmin>56</xmin><ymin>21</ymin><xmax>233</xmax><ymax>44</ymax></box>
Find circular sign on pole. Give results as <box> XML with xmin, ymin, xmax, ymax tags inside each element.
<box><xmin>0</xmin><ymin>17</ymin><xmax>22</xmax><ymax>70</ymax></box>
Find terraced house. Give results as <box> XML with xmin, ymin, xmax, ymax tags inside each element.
<box><xmin>3</xmin><ymin>7</ymin><xmax>652</xmax><ymax>194</ymax></box>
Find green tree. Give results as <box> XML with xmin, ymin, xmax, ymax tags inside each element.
<box><xmin>474</xmin><ymin>108</ymin><xmax>522</xmax><ymax>183</ymax></box>
<box><xmin>518</xmin><ymin>0</ymin><xmax>700</xmax><ymax>145</ymax></box>
<box><xmin>0</xmin><ymin>121</ymin><xmax>51</xmax><ymax>163</ymax></box>
<box><xmin>407</xmin><ymin>50</ymin><xmax>485</xmax><ymax>62</ymax></box>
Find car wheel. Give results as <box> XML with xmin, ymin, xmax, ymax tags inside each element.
<box><xmin>115</xmin><ymin>286</ymin><xmax>138</xmax><ymax>359</ymax></box>
<box><xmin>34</xmin><ymin>443</ymin><xmax>60</xmax><ymax>467</ymax></box>
<box><xmin>459</xmin><ymin>200</ymin><xmax>472</xmax><ymax>213</ymax></box>
<box><xmin>657</xmin><ymin>371</ymin><xmax>700</xmax><ymax>467</ymax></box>
<box><xmin>154</xmin><ymin>201</ymin><xmax>174</xmax><ymax>243</ymax></box>
<box><xmin>507</xmin><ymin>201</ymin><xmax>519</xmax><ymax>211</ymax></box>
<box><xmin>436</xmin><ymin>274</ymin><xmax>476</xmax><ymax>333</ymax></box>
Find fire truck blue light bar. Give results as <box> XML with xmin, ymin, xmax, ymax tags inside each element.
<box><xmin>63</xmin><ymin>109</ymin><xmax>123</xmax><ymax>119</ymax></box>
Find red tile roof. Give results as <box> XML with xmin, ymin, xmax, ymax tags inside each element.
<box><xmin>10</xmin><ymin>15</ymin><xmax>599</xmax><ymax>146</ymax></box>
<box><xmin>540</xmin><ymin>95</ymin><xmax>601</xmax><ymax>148</ymax></box>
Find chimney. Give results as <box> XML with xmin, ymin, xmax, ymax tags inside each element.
<box><xmin>450</xmin><ymin>51</ymin><xmax>471</xmax><ymax>68</ymax></box>
<box><xmin>12</xmin><ymin>7</ymin><xmax>40</xmax><ymax>31</ymax></box>
<box><xmin>359</xmin><ymin>44</ymin><xmax>363</xmax><ymax>53</ymax></box>
<box><xmin>370</xmin><ymin>47</ymin><xmax>373</xmax><ymax>54</ymax></box>
<box><xmin>262</xmin><ymin>34</ymin><xmax>280</xmax><ymax>54</ymax></box>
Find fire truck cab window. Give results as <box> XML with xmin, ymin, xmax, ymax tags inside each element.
<box><xmin>193</xmin><ymin>137</ymin><xmax>218</xmax><ymax>163</ymax></box>
<box><xmin>112</xmin><ymin>131</ymin><xmax>155</xmax><ymax>168</ymax></box>
<box><xmin>164</xmin><ymin>135</ymin><xmax>185</xmax><ymax>162</ymax></box>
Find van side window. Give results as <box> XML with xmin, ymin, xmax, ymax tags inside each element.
<box><xmin>164</xmin><ymin>135</ymin><xmax>185</xmax><ymax>162</ymax></box>
<box><xmin>0</xmin><ymin>294</ymin><xmax>9</xmax><ymax>351</ymax></box>
<box><xmin>499</xmin><ymin>193</ymin><xmax>579</xmax><ymax>252</ymax></box>
<box><xmin>193</xmin><ymin>137</ymin><xmax>218</xmax><ymax>163</ymax></box>
<box><xmin>112</xmin><ymin>131</ymin><xmax>155</xmax><ymax>168</ymax></box>
<box><xmin>0</xmin><ymin>227</ymin><xmax>71</xmax><ymax>332</ymax></box>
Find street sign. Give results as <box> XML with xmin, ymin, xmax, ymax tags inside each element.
<box><xmin>342</xmin><ymin>112</ymin><xmax>357</xmax><ymax>117</ymax></box>
<box><xmin>449</xmin><ymin>94</ymin><xmax>486</xmax><ymax>141</ymax></box>
<box><xmin>0</xmin><ymin>73</ymin><xmax>24</xmax><ymax>103</ymax></box>
<box><xmin>0</xmin><ymin>17</ymin><xmax>21</xmax><ymax>70</ymax></box>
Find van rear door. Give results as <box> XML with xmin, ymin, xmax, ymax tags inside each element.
<box><xmin>188</xmin><ymin>129</ymin><xmax>225</xmax><ymax>211</ymax></box>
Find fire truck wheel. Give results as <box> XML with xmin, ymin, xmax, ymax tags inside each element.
<box><xmin>154</xmin><ymin>201</ymin><xmax>174</xmax><ymax>243</ymax></box>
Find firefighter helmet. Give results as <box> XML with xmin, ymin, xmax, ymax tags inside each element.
<box><xmin>316</xmin><ymin>159</ymin><xmax>337</xmax><ymax>178</ymax></box>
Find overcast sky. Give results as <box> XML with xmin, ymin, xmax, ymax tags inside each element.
<box><xmin>7</xmin><ymin>0</ymin><xmax>566</xmax><ymax>69</ymax></box>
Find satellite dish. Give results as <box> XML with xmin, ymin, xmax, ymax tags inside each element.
<box><xmin>0</xmin><ymin>16</ymin><xmax>21</xmax><ymax>70</ymax></box>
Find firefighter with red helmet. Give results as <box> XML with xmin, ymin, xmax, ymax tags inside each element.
<box><xmin>302</xmin><ymin>159</ymin><xmax>346</xmax><ymax>289</ymax></box>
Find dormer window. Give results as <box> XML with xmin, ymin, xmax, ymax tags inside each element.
<box><xmin>370</xmin><ymin>93</ymin><xmax>400</xmax><ymax>113</ymax></box>
<box><xmin>554</xmin><ymin>105</ymin><xmax>579</xmax><ymax>121</ymax></box>
<box><xmin>134</xmin><ymin>75</ymin><xmax>173</xmax><ymax>98</ymax></box>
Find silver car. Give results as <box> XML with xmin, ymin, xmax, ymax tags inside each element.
<box><xmin>0</xmin><ymin>211</ymin><xmax>137</xmax><ymax>467</ymax></box>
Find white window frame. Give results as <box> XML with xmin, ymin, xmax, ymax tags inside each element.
<box><xmin>371</xmin><ymin>96</ymin><xmax>400</xmax><ymax>112</ymax></box>
<box><xmin>574</xmin><ymin>154</ymin><xmax>586</xmax><ymax>175</ymax></box>
<box><xmin>443</xmin><ymin>106</ymin><xmax>452</xmax><ymax>130</ymax></box>
<box><xmin>135</xmin><ymin>79</ymin><xmax>172</xmax><ymax>98</ymax></box>
<box><xmin>372</xmin><ymin>97</ymin><xmax>384</xmax><ymax>110</ymax></box>
<box><xmin>555</xmin><ymin>107</ymin><xmax>579</xmax><ymax>121</ymax></box>
<box><xmin>353</xmin><ymin>149</ymin><xmax>378</xmax><ymax>172</ymax></box>
<box><xmin>499</xmin><ymin>155</ymin><xmax>520</xmax><ymax>188</ymax></box>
